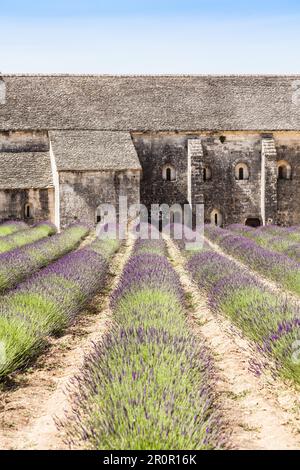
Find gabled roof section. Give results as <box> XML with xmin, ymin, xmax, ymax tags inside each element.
<box><xmin>1</xmin><ymin>75</ymin><xmax>300</xmax><ymax>131</ymax></box>
<box><xmin>49</xmin><ymin>130</ymin><xmax>141</xmax><ymax>171</ymax></box>
<box><xmin>0</xmin><ymin>151</ymin><xmax>53</xmax><ymax>189</ymax></box>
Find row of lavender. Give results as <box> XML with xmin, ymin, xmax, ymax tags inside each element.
<box><xmin>0</xmin><ymin>221</ymin><xmax>56</xmax><ymax>254</ymax></box>
<box><xmin>0</xmin><ymin>221</ymin><xmax>28</xmax><ymax>238</ymax></box>
<box><xmin>228</xmin><ymin>224</ymin><xmax>300</xmax><ymax>263</ymax></box>
<box><xmin>0</xmin><ymin>236</ymin><xmax>120</xmax><ymax>378</ymax></box>
<box><xmin>0</xmin><ymin>223</ymin><xmax>89</xmax><ymax>292</ymax></box>
<box><xmin>64</xmin><ymin>236</ymin><xmax>224</xmax><ymax>450</ymax></box>
<box><xmin>205</xmin><ymin>224</ymin><xmax>300</xmax><ymax>296</ymax></box>
<box><xmin>174</xmin><ymin>234</ymin><xmax>300</xmax><ymax>384</ymax></box>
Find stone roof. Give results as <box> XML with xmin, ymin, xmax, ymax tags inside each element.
<box><xmin>1</xmin><ymin>75</ymin><xmax>300</xmax><ymax>131</ymax></box>
<box><xmin>49</xmin><ymin>130</ymin><xmax>141</xmax><ymax>171</ymax></box>
<box><xmin>0</xmin><ymin>152</ymin><xmax>53</xmax><ymax>189</ymax></box>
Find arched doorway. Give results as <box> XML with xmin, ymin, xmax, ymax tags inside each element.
<box><xmin>277</xmin><ymin>160</ymin><xmax>291</xmax><ymax>180</ymax></box>
<box><xmin>245</xmin><ymin>218</ymin><xmax>261</xmax><ymax>228</ymax></box>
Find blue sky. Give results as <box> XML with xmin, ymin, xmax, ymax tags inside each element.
<box><xmin>0</xmin><ymin>0</ymin><xmax>300</xmax><ymax>73</ymax></box>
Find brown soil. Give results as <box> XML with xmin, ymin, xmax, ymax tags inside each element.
<box><xmin>0</xmin><ymin>237</ymin><xmax>134</xmax><ymax>450</ymax></box>
<box><xmin>165</xmin><ymin>238</ymin><xmax>300</xmax><ymax>450</ymax></box>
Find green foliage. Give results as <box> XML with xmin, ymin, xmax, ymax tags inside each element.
<box><xmin>65</xmin><ymin>244</ymin><xmax>222</xmax><ymax>450</ymax></box>
<box><xmin>0</xmin><ymin>223</ymin><xmax>56</xmax><ymax>254</ymax></box>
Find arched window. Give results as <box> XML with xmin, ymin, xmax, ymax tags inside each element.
<box><xmin>203</xmin><ymin>166</ymin><xmax>212</xmax><ymax>182</ymax></box>
<box><xmin>162</xmin><ymin>164</ymin><xmax>176</xmax><ymax>181</ymax></box>
<box><xmin>24</xmin><ymin>203</ymin><xmax>33</xmax><ymax>218</ymax></box>
<box><xmin>235</xmin><ymin>163</ymin><xmax>249</xmax><ymax>180</ymax></box>
<box><xmin>277</xmin><ymin>160</ymin><xmax>291</xmax><ymax>180</ymax></box>
<box><xmin>210</xmin><ymin>209</ymin><xmax>223</xmax><ymax>227</ymax></box>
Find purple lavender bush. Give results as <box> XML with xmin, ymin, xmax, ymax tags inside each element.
<box><xmin>0</xmin><ymin>223</ymin><xmax>89</xmax><ymax>292</ymax></box>
<box><xmin>64</xmin><ymin>236</ymin><xmax>225</xmax><ymax>450</ymax></box>
<box><xmin>0</xmin><ymin>234</ymin><xmax>120</xmax><ymax>378</ymax></box>
<box><xmin>0</xmin><ymin>221</ymin><xmax>28</xmax><ymax>237</ymax></box>
<box><xmin>205</xmin><ymin>224</ymin><xmax>300</xmax><ymax>296</ymax></box>
<box><xmin>187</xmin><ymin>249</ymin><xmax>300</xmax><ymax>383</ymax></box>
<box><xmin>228</xmin><ymin>223</ymin><xmax>300</xmax><ymax>262</ymax></box>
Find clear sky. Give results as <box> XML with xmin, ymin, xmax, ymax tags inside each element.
<box><xmin>1</xmin><ymin>0</ymin><xmax>300</xmax><ymax>74</ymax></box>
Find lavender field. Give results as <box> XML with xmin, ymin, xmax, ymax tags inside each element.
<box><xmin>0</xmin><ymin>222</ymin><xmax>300</xmax><ymax>451</ymax></box>
<box><xmin>64</xmin><ymin>238</ymin><xmax>224</xmax><ymax>450</ymax></box>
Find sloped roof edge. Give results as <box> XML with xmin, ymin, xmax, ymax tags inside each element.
<box><xmin>49</xmin><ymin>130</ymin><xmax>141</xmax><ymax>171</ymax></box>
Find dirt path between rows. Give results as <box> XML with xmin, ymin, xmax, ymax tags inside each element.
<box><xmin>166</xmin><ymin>238</ymin><xmax>300</xmax><ymax>450</ymax></box>
<box><xmin>0</xmin><ymin>237</ymin><xmax>134</xmax><ymax>450</ymax></box>
<box><xmin>77</xmin><ymin>230</ymin><xmax>96</xmax><ymax>250</ymax></box>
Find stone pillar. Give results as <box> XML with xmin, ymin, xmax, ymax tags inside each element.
<box><xmin>187</xmin><ymin>139</ymin><xmax>204</xmax><ymax>222</ymax></box>
<box><xmin>261</xmin><ymin>137</ymin><xmax>278</xmax><ymax>225</ymax></box>
<box><xmin>187</xmin><ymin>138</ymin><xmax>204</xmax><ymax>205</ymax></box>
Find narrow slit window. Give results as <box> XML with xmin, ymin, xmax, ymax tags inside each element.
<box><xmin>235</xmin><ymin>163</ymin><xmax>249</xmax><ymax>180</ymax></box>
<box><xmin>163</xmin><ymin>164</ymin><xmax>176</xmax><ymax>181</ymax></box>
<box><xmin>211</xmin><ymin>209</ymin><xmax>222</xmax><ymax>226</ymax></box>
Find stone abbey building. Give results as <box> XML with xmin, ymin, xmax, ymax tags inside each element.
<box><xmin>1</xmin><ymin>74</ymin><xmax>300</xmax><ymax>228</ymax></box>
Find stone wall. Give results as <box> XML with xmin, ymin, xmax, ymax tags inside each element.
<box><xmin>275</xmin><ymin>134</ymin><xmax>300</xmax><ymax>226</ymax></box>
<box><xmin>133</xmin><ymin>131</ymin><xmax>300</xmax><ymax>227</ymax></box>
<box><xmin>1</xmin><ymin>129</ymin><xmax>300</xmax><ymax>228</ymax></box>
<box><xmin>59</xmin><ymin>169</ymin><xmax>140</xmax><ymax>226</ymax></box>
<box><xmin>201</xmin><ymin>134</ymin><xmax>262</xmax><ymax>225</ymax></box>
<box><xmin>132</xmin><ymin>133</ymin><xmax>189</xmax><ymax>211</ymax></box>
<box><xmin>0</xmin><ymin>188</ymin><xmax>55</xmax><ymax>224</ymax></box>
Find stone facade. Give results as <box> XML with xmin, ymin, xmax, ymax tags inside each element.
<box><xmin>0</xmin><ymin>130</ymin><xmax>49</xmax><ymax>153</ymax></box>
<box><xmin>276</xmin><ymin>134</ymin><xmax>300</xmax><ymax>226</ymax></box>
<box><xmin>59</xmin><ymin>170</ymin><xmax>140</xmax><ymax>226</ymax></box>
<box><xmin>133</xmin><ymin>133</ymin><xmax>189</xmax><ymax>210</ymax></box>
<box><xmin>0</xmin><ymin>130</ymin><xmax>54</xmax><ymax>224</ymax></box>
<box><xmin>1</xmin><ymin>75</ymin><xmax>300</xmax><ymax>228</ymax></box>
<box><xmin>1</xmin><ymin>127</ymin><xmax>300</xmax><ymax>228</ymax></box>
<box><xmin>0</xmin><ymin>188</ymin><xmax>55</xmax><ymax>224</ymax></box>
<box><xmin>132</xmin><ymin>131</ymin><xmax>300</xmax><ymax>227</ymax></box>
